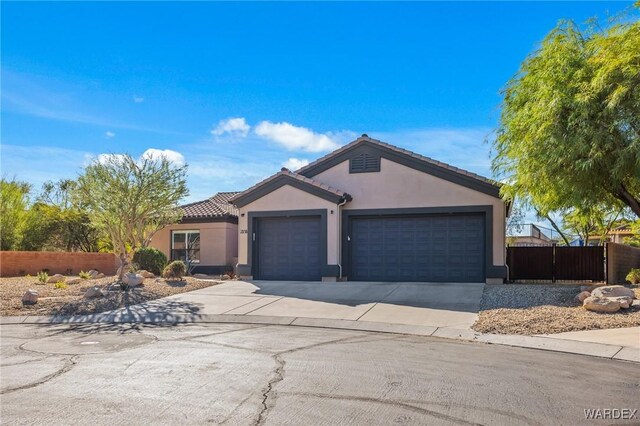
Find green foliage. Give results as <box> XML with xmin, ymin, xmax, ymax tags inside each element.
<box><xmin>493</xmin><ymin>12</ymin><xmax>640</xmax><ymax>218</ymax></box>
<box><xmin>79</xmin><ymin>270</ymin><xmax>92</xmax><ymax>280</ymax></box>
<box><xmin>562</xmin><ymin>205</ymin><xmax>628</xmax><ymax>245</ymax></box>
<box><xmin>37</xmin><ymin>271</ymin><xmax>49</xmax><ymax>284</ymax></box>
<box><xmin>132</xmin><ymin>247</ymin><xmax>167</xmax><ymax>275</ymax></box>
<box><xmin>54</xmin><ymin>282</ymin><xmax>68</xmax><ymax>290</ymax></box>
<box><xmin>0</xmin><ymin>178</ymin><xmax>31</xmax><ymax>250</ymax></box>
<box><xmin>163</xmin><ymin>260</ymin><xmax>186</xmax><ymax>280</ymax></box>
<box><xmin>76</xmin><ymin>154</ymin><xmax>188</xmax><ymax>280</ymax></box>
<box><xmin>626</xmin><ymin>268</ymin><xmax>640</xmax><ymax>284</ymax></box>
<box><xmin>624</xmin><ymin>221</ymin><xmax>640</xmax><ymax>247</ymax></box>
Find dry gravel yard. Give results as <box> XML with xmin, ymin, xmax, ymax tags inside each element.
<box><xmin>0</xmin><ymin>275</ymin><xmax>220</xmax><ymax>317</ymax></box>
<box><xmin>472</xmin><ymin>284</ymin><xmax>640</xmax><ymax>335</ymax></box>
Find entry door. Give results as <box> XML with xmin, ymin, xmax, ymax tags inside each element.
<box><xmin>256</xmin><ymin>216</ymin><xmax>322</xmax><ymax>280</ymax></box>
<box><xmin>349</xmin><ymin>214</ymin><xmax>485</xmax><ymax>282</ymax></box>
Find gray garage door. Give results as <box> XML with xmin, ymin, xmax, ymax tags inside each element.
<box><xmin>256</xmin><ymin>216</ymin><xmax>322</xmax><ymax>281</ymax></box>
<box><xmin>349</xmin><ymin>214</ymin><xmax>485</xmax><ymax>282</ymax></box>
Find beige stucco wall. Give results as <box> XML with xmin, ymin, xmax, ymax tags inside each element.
<box><xmin>237</xmin><ymin>157</ymin><xmax>507</xmax><ymax>278</ymax></box>
<box><xmin>237</xmin><ymin>185</ymin><xmax>338</xmax><ymax>266</ymax></box>
<box><xmin>150</xmin><ymin>221</ymin><xmax>238</xmax><ymax>266</ymax></box>
<box><xmin>313</xmin><ymin>158</ymin><xmax>506</xmax><ymax>265</ymax></box>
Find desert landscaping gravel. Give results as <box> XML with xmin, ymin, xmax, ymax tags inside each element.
<box><xmin>473</xmin><ymin>284</ymin><xmax>640</xmax><ymax>335</ymax></box>
<box><xmin>0</xmin><ymin>275</ymin><xmax>221</xmax><ymax>317</ymax></box>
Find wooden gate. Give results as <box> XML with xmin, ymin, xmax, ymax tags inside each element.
<box><xmin>507</xmin><ymin>245</ymin><xmax>605</xmax><ymax>282</ymax></box>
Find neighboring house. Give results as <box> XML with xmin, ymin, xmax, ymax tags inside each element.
<box><xmin>508</xmin><ymin>224</ymin><xmax>555</xmax><ymax>246</ymax></box>
<box><xmin>571</xmin><ymin>223</ymin><xmax>637</xmax><ymax>247</ymax></box>
<box><xmin>230</xmin><ymin>135</ymin><xmax>509</xmax><ymax>284</ymax></box>
<box><xmin>149</xmin><ymin>192</ymin><xmax>240</xmax><ymax>274</ymax></box>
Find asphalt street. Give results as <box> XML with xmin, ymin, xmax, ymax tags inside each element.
<box><xmin>1</xmin><ymin>323</ymin><xmax>638</xmax><ymax>425</ymax></box>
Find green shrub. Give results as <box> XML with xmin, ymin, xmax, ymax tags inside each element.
<box><xmin>79</xmin><ymin>270</ymin><xmax>91</xmax><ymax>280</ymax></box>
<box><xmin>133</xmin><ymin>247</ymin><xmax>167</xmax><ymax>275</ymax></box>
<box><xmin>37</xmin><ymin>271</ymin><xmax>49</xmax><ymax>284</ymax></box>
<box><xmin>163</xmin><ymin>260</ymin><xmax>186</xmax><ymax>280</ymax></box>
<box><xmin>54</xmin><ymin>281</ymin><xmax>68</xmax><ymax>289</ymax></box>
<box><xmin>626</xmin><ymin>268</ymin><xmax>640</xmax><ymax>285</ymax></box>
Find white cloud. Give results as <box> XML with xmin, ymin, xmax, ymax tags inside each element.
<box><xmin>282</xmin><ymin>158</ymin><xmax>310</xmax><ymax>171</ymax></box>
<box><xmin>133</xmin><ymin>95</ymin><xmax>144</xmax><ymax>103</ymax></box>
<box><xmin>105</xmin><ymin>131</ymin><xmax>115</xmax><ymax>138</ymax></box>
<box><xmin>254</xmin><ymin>121</ymin><xmax>343</xmax><ymax>152</ymax></box>
<box><xmin>211</xmin><ymin>117</ymin><xmax>250</xmax><ymax>139</ymax></box>
<box><xmin>140</xmin><ymin>148</ymin><xmax>185</xmax><ymax>166</ymax></box>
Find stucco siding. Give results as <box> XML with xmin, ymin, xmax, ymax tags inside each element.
<box><xmin>150</xmin><ymin>221</ymin><xmax>238</xmax><ymax>267</ymax></box>
<box><xmin>237</xmin><ymin>185</ymin><xmax>338</xmax><ymax>266</ymax></box>
<box><xmin>314</xmin><ymin>158</ymin><xmax>506</xmax><ymax>265</ymax></box>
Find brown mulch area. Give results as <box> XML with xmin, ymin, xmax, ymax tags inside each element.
<box><xmin>0</xmin><ymin>275</ymin><xmax>221</xmax><ymax>317</ymax></box>
<box><xmin>472</xmin><ymin>284</ymin><xmax>640</xmax><ymax>335</ymax></box>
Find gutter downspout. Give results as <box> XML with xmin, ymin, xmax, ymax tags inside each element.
<box><xmin>336</xmin><ymin>197</ymin><xmax>348</xmax><ymax>279</ymax></box>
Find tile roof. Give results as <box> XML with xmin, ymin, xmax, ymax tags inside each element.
<box><xmin>296</xmin><ymin>135</ymin><xmax>500</xmax><ymax>188</ymax></box>
<box><xmin>229</xmin><ymin>169</ymin><xmax>351</xmax><ymax>204</ymax></box>
<box><xmin>180</xmin><ymin>191</ymin><xmax>241</xmax><ymax>219</ymax></box>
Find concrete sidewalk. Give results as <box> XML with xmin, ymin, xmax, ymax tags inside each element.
<box><xmin>2</xmin><ymin>279</ymin><xmax>638</xmax><ymax>363</ymax></box>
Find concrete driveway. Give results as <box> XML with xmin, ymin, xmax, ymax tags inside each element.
<box><xmin>136</xmin><ymin>280</ymin><xmax>485</xmax><ymax>330</ymax></box>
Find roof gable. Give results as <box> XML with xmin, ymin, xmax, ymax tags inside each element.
<box><xmin>296</xmin><ymin>136</ymin><xmax>502</xmax><ymax>198</ymax></box>
<box><xmin>230</xmin><ymin>169</ymin><xmax>352</xmax><ymax>208</ymax></box>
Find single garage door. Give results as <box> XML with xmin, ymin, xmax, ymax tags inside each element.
<box><xmin>256</xmin><ymin>216</ymin><xmax>322</xmax><ymax>280</ymax></box>
<box><xmin>349</xmin><ymin>214</ymin><xmax>485</xmax><ymax>282</ymax></box>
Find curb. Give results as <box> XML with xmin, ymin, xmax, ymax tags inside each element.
<box><xmin>2</xmin><ymin>314</ymin><xmax>638</xmax><ymax>363</ymax></box>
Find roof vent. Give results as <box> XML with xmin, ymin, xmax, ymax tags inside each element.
<box><xmin>350</xmin><ymin>152</ymin><xmax>380</xmax><ymax>173</ymax></box>
<box><xmin>361</xmin><ymin>133</ymin><xmax>369</xmax><ymax>138</ymax></box>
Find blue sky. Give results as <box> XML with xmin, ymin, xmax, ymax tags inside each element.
<box><xmin>1</xmin><ymin>1</ymin><xmax>633</xmax><ymax>213</ymax></box>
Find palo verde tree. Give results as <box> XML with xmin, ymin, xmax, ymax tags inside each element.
<box><xmin>76</xmin><ymin>154</ymin><xmax>188</xmax><ymax>280</ymax></box>
<box><xmin>493</xmin><ymin>11</ymin><xmax>640</xmax><ymax>218</ymax></box>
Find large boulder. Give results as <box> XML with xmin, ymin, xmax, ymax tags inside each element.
<box><xmin>137</xmin><ymin>270</ymin><xmax>155</xmax><ymax>279</ymax></box>
<box><xmin>84</xmin><ymin>286</ymin><xmax>105</xmax><ymax>299</ymax></box>
<box><xmin>22</xmin><ymin>289</ymin><xmax>38</xmax><ymax>305</ymax></box>
<box><xmin>122</xmin><ymin>273</ymin><xmax>145</xmax><ymax>287</ymax></box>
<box><xmin>575</xmin><ymin>291</ymin><xmax>592</xmax><ymax>303</ymax></box>
<box><xmin>591</xmin><ymin>285</ymin><xmax>635</xmax><ymax>299</ymax></box>
<box><xmin>46</xmin><ymin>274</ymin><xmax>65</xmax><ymax>283</ymax></box>
<box><xmin>583</xmin><ymin>296</ymin><xmax>621</xmax><ymax>313</ymax></box>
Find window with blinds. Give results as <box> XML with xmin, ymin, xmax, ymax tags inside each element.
<box><xmin>349</xmin><ymin>152</ymin><xmax>381</xmax><ymax>173</ymax></box>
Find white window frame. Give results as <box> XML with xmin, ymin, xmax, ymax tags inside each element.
<box><xmin>171</xmin><ymin>230</ymin><xmax>201</xmax><ymax>264</ymax></box>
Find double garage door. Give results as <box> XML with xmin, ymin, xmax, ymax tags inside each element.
<box><xmin>349</xmin><ymin>214</ymin><xmax>485</xmax><ymax>283</ymax></box>
<box><xmin>255</xmin><ymin>213</ymin><xmax>485</xmax><ymax>282</ymax></box>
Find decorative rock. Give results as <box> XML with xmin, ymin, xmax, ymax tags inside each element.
<box><xmin>107</xmin><ymin>283</ymin><xmax>124</xmax><ymax>291</ymax></box>
<box><xmin>575</xmin><ymin>291</ymin><xmax>591</xmax><ymax>303</ymax></box>
<box><xmin>122</xmin><ymin>272</ymin><xmax>145</xmax><ymax>287</ymax></box>
<box><xmin>591</xmin><ymin>285</ymin><xmax>635</xmax><ymax>300</ymax></box>
<box><xmin>583</xmin><ymin>296</ymin><xmax>621</xmax><ymax>313</ymax></box>
<box><xmin>193</xmin><ymin>273</ymin><xmax>209</xmax><ymax>279</ymax></box>
<box><xmin>612</xmin><ymin>296</ymin><xmax>633</xmax><ymax>309</ymax></box>
<box><xmin>66</xmin><ymin>278</ymin><xmax>81</xmax><ymax>285</ymax></box>
<box><xmin>88</xmin><ymin>270</ymin><xmax>100</xmax><ymax>279</ymax></box>
<box><xmin>22</xmin><ymin>289</ymin><xmax>38</xmax><ymax>305</ymax></box>
<box><xmin>138</xmin><ymin>270</ymin><xmax>155</xmax><ymax>278</ymax></box>
<box><xmin>221</xmin><ymin>274</ymin><xmax>231</xmax><ymax>280</ymax></box>
<box><xmin>96</xmin><ymin>273</ymin><xmax>105</xmax><ymax>278</ymax></box>
<box><xmin>84</xmin><ymin>286</ymin><xmax>105</xmax><ymax>299</ymax></box>
<box><xmin>46</xmin><ymin>274</ymin><xmax>65</xmax><ymax>283</ymax></box>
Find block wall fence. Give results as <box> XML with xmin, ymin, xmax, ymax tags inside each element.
<box><xmin>607</xmin><ymin>243</ymin><xmax>640</xmax><ymax>284</ymax></box>
<box><xmin>0</xmin><ymin>251</ymin><xmax>119</xmax><ymax>277</ymax></box>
